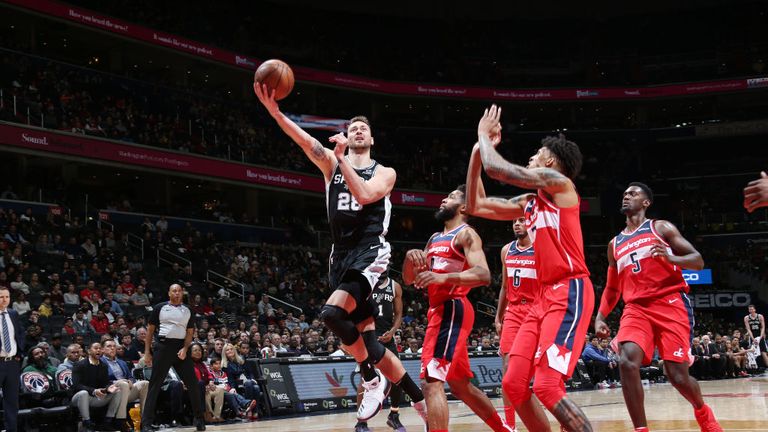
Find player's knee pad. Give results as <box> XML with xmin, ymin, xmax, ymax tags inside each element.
<box><xmin>320</xmin><ymin>305</ymin><xmax>358</xmax><ymax>346</ymax></box>
<box><xmin>362</xmin><ymin>330</ymin><xmax>386</xmax><ymax>364</ymax></box>
<box><xmin>531</xmin><ymin>369</ymin><xmax>566</xmax><ymax>410</ymax></box>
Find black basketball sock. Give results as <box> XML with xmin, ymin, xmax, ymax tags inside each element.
<box><xmin>395</xmin><ymin>372</ymin><xmax>424</xmax><ymax>403</ymax></box>
<box><xmin>360</xmin><ymin>358</ymin><xmax>378</xmax><ymax>382</ymax></box>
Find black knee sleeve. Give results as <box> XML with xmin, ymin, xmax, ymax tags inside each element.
<box><xmin>319</xmin><ymin>305</ymin><xmax>359</xmax><ymax>346</ymax></box>
<box><xmin>362</xmin><ymin>330</ymin><xmax>386</xmax><ymax>363</ymax></box>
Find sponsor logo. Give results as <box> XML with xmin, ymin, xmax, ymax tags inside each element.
<box><xmin>673</xmin><ymin>348</ymin><xmax>684</xmax><ymax>358</ymax></box>
<box><xmin>401</xmin><ymin>193</ymin><xmax>426</xmax><ymax>204</ymax></box>
<box><xmin>747</xmin><ymin>77</ymin><xmax>768</xmax><ymax>88</ymax></box>
<box><xmin>546</xmin><ymin>344</ymin><xmax>572</xmax><ymax>375</ymax></box>
<box><xmin>668</xmin><ymin>298</ymin><xmax>679</xmax><ymax>304</ymax></box>
<box><xmin>624</xmin><ymin>90</ymin><xmax>641</xmax><ymax>96</ymax></box>
<box><xmin>325</xmin><ymin>369</ymin><xmax>349</xmax><ymax>397</ymax></box>
<box><xmin>235</xmin><ymin>56</ymin><xmax>256</xmax><ymax>67</ymax></box>
<box><xmin>21</xmin><ymin>133</ymin><xmax>49</xmax><ymax>146</ymax></box>
<box><xmin>552</xmin><ymin>283</ymin><xmax>566</xmax><ymax>291</ymax></box>
<box><xmin>576</xmin><ymin>90</ymin><xmax>600</xmax><ymax>98</ymax></box>
<box><xmin>692</xmin><ymin>292</ymin><xmax>751</xmax><ymax>308</ymax></box>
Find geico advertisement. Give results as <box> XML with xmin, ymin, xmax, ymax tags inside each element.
<box><xmin>288</xmin><ymin>355</ymin><xmax>503</xmax><ymax>400</ymax></box>
<box><xmin>681</xmin><ymin>269</ymin><xmax>712</xmax><ymax>285</ymax></box>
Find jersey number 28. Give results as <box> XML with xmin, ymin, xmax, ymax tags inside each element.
<box><xmin>337</xmin><ymin>192</ymin><xmax>362</xmax><ymax>211</ymax></box>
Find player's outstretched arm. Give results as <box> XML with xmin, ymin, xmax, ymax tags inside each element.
<box><xmin>414</xmin><ymin>228</ymin><xmax>490</xmax><ymax>289</ymax></box>
<box><xmin>254</xmin><ymin>82</ymin><xmax>335</xmax><ymax>181</ymax></box>
<box><xmin>329</xmin><ymin>134</ymin><xmax>396</xmax><ymax>205</ymax></box>
<box><xmin>744</xmin><ymin>171</ymin><xmax>768</xmax><ymax>213</ymax></box>
<box><xmin>495</xmin><ymin>244</ymin><xmax>510</xmax><ymax>334</ymax></box>
<box><xmin>651</xmin><ymin>220</ymin><xmax>704</xmax><ymax>270</ymax></box>
<box><xmin>466</xmin><ymin>144</ymin><xmax>534</xmax><ymax>220</ymax></box>
<box><xmin>596</xmin><ymin>240</ymin><xmax>621</xmax><ymax>338</ymax></box>
<box><xmin>477</xmin><ymin>105</ymin><xmax>576</xmax><ymax>207</ymax></box>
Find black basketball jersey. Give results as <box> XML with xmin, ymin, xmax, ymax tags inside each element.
<box><xmin>371</xmin><ymin>277</ymin><xmax>395</xmax><ymax>332</ymax></box>
<box><xmin>747</xmin><ymin>314</ymin><xmax>762</xmax><ymax>336</ymax></box>
<box><xmin>327</xmin><ymin>160</ymin><xmax>391</xmax><ymax>251</ymax></box>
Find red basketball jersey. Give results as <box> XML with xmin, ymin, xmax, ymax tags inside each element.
<box><xmin>524</xmin><ymin>191</ymin><xmax>589</xmax><ymax>286</ymax></box>
<box><xmin>612</xmin><ymin>219</ymin><xmax>689</xmax><ymax>303</ymax></box>
<box><xmin>503</xmin><ymin>240</ymin><xmax>538</xmax><ymax>305</ymax></box>
<box><xmin>425</xmin><ymin>224</ymin><xmax>471</xmax><ymax>307</ymax></box>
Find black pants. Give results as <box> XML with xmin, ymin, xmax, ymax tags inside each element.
<box><xmin>0</xmin><ymin>359</ymin><xmax>20</xmax><ymax>432</ymax></box>
<box><xmin>142</xmin><ymin>339</ymin><xmax>203</xmax><ymax>425</ymax></box>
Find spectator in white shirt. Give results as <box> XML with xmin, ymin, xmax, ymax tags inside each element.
<box><xmin>12</xmin><ymin>292</ymin><xmax>31</xmax><ymax>316</ymax></box>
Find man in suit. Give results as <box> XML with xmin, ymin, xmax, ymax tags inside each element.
<box><xmin>0</xmin><ymin>286</ymin><xmax>25</xmax><ymax>432</ymax></box>
<box><xmin>698</xmin><ymin>335</ymin><xmax>723</xmax><ymax>379</ymax></box>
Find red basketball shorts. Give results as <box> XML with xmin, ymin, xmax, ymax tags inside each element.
<box><xmin>499</xmin><ymin>302</ymin><xmax>532</xmax><ymax>355</ymax></box>
<box><xmin>510</xmin><ymin>277</ymin><xmax>594</xmax><ymax>378</ymax></box>
<box><xmin>420</xmin><ymin>296</ymin><xmax>474</xmax><ymax>382</ymax></box>
<box><xmin>616</xmin><ymin>291</ymin><xmax>695</xmax><ymax>365</ymax></box>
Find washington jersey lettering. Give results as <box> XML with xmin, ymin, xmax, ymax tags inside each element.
<box><xmin>327</xmin><ymin>160</ymin><xmax>392</xmax><ymax>250</ymax></box>
<box><xmin>425</xmin><ymin>224</ymin><xmax>470</xmax><ymax>307</ymax></box>
<box><xmin>612</xmin><ymin>219</ymin><xmax>688</xmax><ymax>303</ymax></box>
<box><xmin>504</xmin><ymin>241</ymin><xmax>537</xmax><ymax>306</ymax></box>
<box><xmin>372</xmin><ymin>278</ymin><xmax>395</xmax><ymax>332</ymax></box>
<box><xmin>524</xmin><ymin>191</ymin><xmax>589</xmax><ymax>286</ymax></box>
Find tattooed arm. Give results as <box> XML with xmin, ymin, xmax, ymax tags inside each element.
<box><xmin>477</xmin><ymin>105</ymin><xmax>577</xmax><ymax>208</ymax></box>
<box><xmin>254</xmin><ymin>82</ymin><xmax>336</xmax><ymax>181</ymax></box>
<box><xmin>466</xmin><ymin>143</ymin><xmax>534</xmax><ymax>220</ymax></box>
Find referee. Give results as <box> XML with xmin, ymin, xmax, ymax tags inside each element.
<box><xmin>141</xmin><ymin>284</ymin><xmax>205</xmax><ymax>431</ymax></box>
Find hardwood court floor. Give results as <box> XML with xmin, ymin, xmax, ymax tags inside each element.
<box><xmin>203</xmin><ymin>376</ymin><xmax>768</xmax><ymax>431</ymax></box>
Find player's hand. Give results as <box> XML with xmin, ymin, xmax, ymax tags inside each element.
<box><xmin>478</xmin><ymin>104</ymin><xmax>502</xmax><ymax>138</ymax></box>
<box><xmin>253</xmin><ymin>82</ymin><xmax>280</xmax><ymax>117</ymax></box>
<box><xmin>177</xmin><ymin>347</ymin><xmax>187</xmax><ymax>360</ymax></box>
<box><xmin>413</xmin><ymin>271</ymin><xmax>445</xmax><ymax>289</ymax></box>
<box><xmin>650</xmin><ymin>243</ymin><xmax>669</xmax><ymax>261</ymax></box>
<box><xmin>406</xmin><ymin>249</ymin><xmax>429</xmax><ymax>272</ymax></box>
<box><xmin>143</xmin><ymin>353</ymin><xmax>153</xmax><ymax>367</ymax></box>
<box><xmin>378</xmin><ymin>330</ymin><xmax>394</xmax><ymax>343</ymax></box>
<box><xmin>330</xmin><ymin>133</ymin><xmax>349</xmax><ymax>160</ymax></box>
<box><xmin>490</xmin><ymin>124</ymin><xmax>502</xmax><ymax>147</ymax></box>
<box><xmin>744</xmin><ymin>171</ymin><xmax>768</xmax><ymax>213</ymax></box>
<box><xmin>494</xmin><ymin>319</ymin><xmax>502</xmax><ymax>335</ymax></box>
<box><xmin>595</xmin><ymin>318</ymin><xmax>611</xmax><ymax>339</ymax></box>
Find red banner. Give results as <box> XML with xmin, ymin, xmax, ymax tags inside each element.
<box><xmin>0</xmin><ymin>123</ymin><xmax>445</xmax><ymax>207</ymax></box>
<box><xmin>6</xmin><ymin>0</ymin><xmax>767</xmax><ymax>102</ymax></box>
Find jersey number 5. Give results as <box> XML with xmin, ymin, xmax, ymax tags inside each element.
<box><xmin>629</xmin><ymin>252</ymin><xmax>642</xmax><ymax>273</ymax></box>
<box><xmin>337</xmin><ymin>192</ymin><xmax>362</xmax><ymax>211</ymax></box>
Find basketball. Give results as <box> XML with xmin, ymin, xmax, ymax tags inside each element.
<box><xmin>254</xmin><ymin>59</ymin><xmax>294</xmax><ymax>100</ymax></box>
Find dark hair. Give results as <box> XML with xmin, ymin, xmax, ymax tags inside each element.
<box><xmin>541</xmin><ymin>134</ymin><xmax>582</xmax><ymax>179</ymax></box>
<box><xmin>456</xmin><ymin>184</ymin><xmax>467</xmax><ymax>202</ymax></box>
<box><xmin>348</xmin><ymin>115</ymin><xmax>371</xmax><ymax>130</ymax></box>
<box><xmin>210</xmin><ymin>355</ymin><xmax>222</xmax><ymax>364</ymax></box>
<box><xmin>628</xmin><ymin>182</ymin><xmax>654</xmax><ymax>204</ymax></box>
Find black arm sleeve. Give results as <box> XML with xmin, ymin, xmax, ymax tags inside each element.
<box><xmin>148</xmin><ymin>302</ymin><xmax>164</xmax><ymax>327</ymax></box>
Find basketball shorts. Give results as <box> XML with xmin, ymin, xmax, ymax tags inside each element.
<box><xmin>510</xmin><ymin>277</ymin><xmax>594</xmax><ymax>378</ymax></box>
<box><xmin>329</xmin><ymin>241</ymin><xmax>391</xmax><ymax>324</ymax></box>
<box><xmin>420</xmin><ymin>297</ymin><xmax>474</xmax><ymax>382</ymax></box>
<box><xmin>499</xmin><ymin>302</ymin><xmax>532</xmax><ymax>355</ymax></box>
<box><xmin>616</xmin><ymin>291</ymin><xmax>695</xmax><ymax>365</ymax></box>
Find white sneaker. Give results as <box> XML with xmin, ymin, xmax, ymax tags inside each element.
<box><xmin>501</xmin><ymin>419</ymin><xmax>517</xmax><ymax>431</ymax></box>
<box><xmin>357</xmin><ymin>372</ymin><xmax>391</xmax><ymax>421</ymax></box>
<box><xmin>411</xmin><ymin>399</ymin><xmax>428</xmax><ymax>431</ymax></box>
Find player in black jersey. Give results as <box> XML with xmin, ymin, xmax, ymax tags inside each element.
<box><xmin>354</xmin><ymin>277</ymin><xmax>406</xmax><ymax>432</ymax></box>
<box><xmin>744</xmin><ymin>304</ymin><xmax>768</xmax><ymax>367</ymax></box>
<box><xmin>254</xmin><ymin>83</ymin><xmax>426</xmax><ymax>425</ymax></box>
